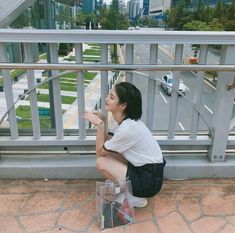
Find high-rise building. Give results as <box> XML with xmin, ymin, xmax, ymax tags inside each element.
<box><xmin>149</xmin><ymin>0</ymin><xmax>171</xmax><ymax>16</ymax></box>
<box><xmin>83</xmin><ymin>0</ymin><xmax>95</xmax><ymax>13</ymax></box>
<box><xmin>119</xmin><ymin>0</ymin><xmax>127</xmax><ymax>14</ymax></box>
<box><xmin>143</xmin><ymin>0</ymin><xmax>149</xmax><ymax>15</ymax></box>
<box><xmin>127</xmin><ymin>0</ymin><xmax>141</xmax><ymax>19</ymax></box>
<box><xmin>95</xmin><ymin>0</ymin><xmax>103</xmax><ymax>9</ymax></box>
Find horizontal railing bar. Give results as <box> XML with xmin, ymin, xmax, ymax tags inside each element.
<box><xmin>0</xmin><ymin>63</ymin><xmax>235</xmax><ymax>72</ymax></box>
<box><xmin>0</xmin><ymin>29</ymin><xmax>235</xmax><ymax>44</ymax></box>
<box><xmin>0</xmin><ymin>135</ymin><xmax>212</xmax><ymax>146</ymax></box>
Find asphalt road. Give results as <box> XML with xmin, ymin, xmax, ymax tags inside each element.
<box><xmin>130</xmin><ymin>43</ymin><xmax>235</xmax><ymax>132</ymax></box>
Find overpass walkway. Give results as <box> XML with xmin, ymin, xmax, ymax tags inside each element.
<box><xmin>1</xmin><ymin>178</ymin><xmax>235</xmax><ymax>233</ymax></box>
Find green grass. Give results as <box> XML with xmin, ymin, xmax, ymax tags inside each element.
<box><xmin>87</xmin><ymin>43</ymin><xmax>100</xmax><ymax>47</ymax></box>
<box><xmin>90</xmin><ymin>46</ymin><xmax>100</xmax><ymax>50</ymax></box>
<box><xmin>39</xmin><ymin>53</ymin><xmax>47</xmax><ymax>60</ymax></box>
<box><xmin>41</xmin><ymin>82</ymin><xmax>77</xmax><ymax>92</ymax></box>
<box><xmin>16</xmin><ymin>106</ymin><xmax>51</xmax><ymax>129</ymax></box>
<box><xmin>39</xmin><ymin>71</ymin><xmax>96</xmax><ymax>92</ymax></box>
<box><xmin>26</xmin><ymin>93</ymin><xmax>76</xmax><ymax>104</ymax></box>
<box><xmin>83</xmin><ymin>49</ymin><xmax>100</xmax><ymax>56</ymax></box>
<box><xmin>16</xmin><ymin>105</ymin><xmax>67</xmax><ymax>129</ymax></box>
<box><xmin>83</xmin><ymin>57</ymin><xmax>100</xmax><ymax>62</ymax></box>
<box><xmin>60</xmin><ymin>71</ymin><xmax>96</xmax><ymax>80</ymax></box>
<box><xmin>63</xmin><ymin>56</ymin><xmax>100</xmax><ymax>62</ymax></box>
<box><xmin>0</xmin><ymin>78</ymin><xmax>3</xmax><ymax>86</ymax></box>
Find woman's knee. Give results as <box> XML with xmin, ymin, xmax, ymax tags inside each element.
<box><xmin>96</xmin><ymin>157</ymin><xmax>106</xmax><ymax>171</ymax></box>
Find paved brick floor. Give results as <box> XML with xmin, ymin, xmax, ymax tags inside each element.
<box><xmin>0</xmin><ymin>179</ymin><xmax>235</xmax><ymax>233</ymax></box>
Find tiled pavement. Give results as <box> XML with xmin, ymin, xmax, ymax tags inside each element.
<box><xmin>0</xmin><ymin>179</ymin><xmax>235</xmax><ymax>233</ymax></box>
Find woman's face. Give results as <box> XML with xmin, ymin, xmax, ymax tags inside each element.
<box><xmin>105</xmin><ymin>88</ymin><xmax>126</xmax><ymax>113</ymax></box>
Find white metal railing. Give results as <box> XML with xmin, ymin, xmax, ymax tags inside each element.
<box><xmin>0</xmin><ymin>29</ymin><xmax>234</xmax><ymax>162</ymax></box>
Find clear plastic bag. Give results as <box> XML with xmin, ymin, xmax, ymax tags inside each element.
<box><xmin>96</xmin><ymin>179</ymin><xmax>135</xmax><ymax>229</ymax></box>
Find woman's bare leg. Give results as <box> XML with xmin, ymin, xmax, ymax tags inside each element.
<box><xmin>96</xmin><ymin>155</ymin><xmax>127</xmax><ymax>181</ymax></box>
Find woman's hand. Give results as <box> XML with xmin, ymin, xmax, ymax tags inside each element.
<box><xmin>82</xmin><ymin>112</ymin><xmax>104</xmax><ymax>126</ymax></box>
<box><xmin>93</xmin><ymin>112</ymin><xmax>106</xmax><ymax>122</ymax></box>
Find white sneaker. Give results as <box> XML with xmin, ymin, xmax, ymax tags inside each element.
<box><xmin>130</xmin><ymin>196</ymin><xmax>148</xmax><ymax>208</ymax></box>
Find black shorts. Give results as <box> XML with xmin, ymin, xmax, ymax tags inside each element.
<box><xmin>126</xmin><ymin>159</ymin><xmax>166</xmax><ymax>198</ymax></box>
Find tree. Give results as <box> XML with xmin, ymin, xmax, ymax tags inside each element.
<box><xmin>55</xmin><ymin>4</ymin><xmax>71</xmax><ymax>27</ymax></box>
<box><xmin>200</xmin><ymin>7</ymin><xmax>214</xmax><ymax>23</ymax></box>
<box><xmin>195</xmin><ymin>0</ymin><xmax>205</xmax><ymax>21</ymax></box>
<box><xmin>226</xmin><ymin>0</ymin><xmax>235</xmax><ymax>20</ymax></box>
<box><xmin>76</xmin><ymin>13</ymin><xmax>86</xmax><ymax>27</ymax></box>
<box><xmin>183</xmin><ymin>20</ymin><xmax>209</xmax><ymax>31</ymax></box>
<box><xmin>166</xmin><ymin>0</ymin><xmax>193</xmax><ymax>30</ymax></box>
<box><xmin>208</xmin><ymin>18</ymin><xmax>224</xmax><ymax>31</ymax></box>
<box><xmin>96</xmin><ymin>0</ymin><xmax>130</xmax><ymax>30</ymax></box>
<box><xmin>214</xmin><ymin>0</ymin><xmax>224</xmax><ymax>19</ymax></box>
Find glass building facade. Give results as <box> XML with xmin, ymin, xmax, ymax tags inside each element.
<box><xmin>143</xmin><ymin>0</ymin><xmax>149</xmax><ymax>15</ymax></box>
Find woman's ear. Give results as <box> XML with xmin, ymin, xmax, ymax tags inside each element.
<box><xmin>120</xmin><ymin>102</ymin><xmax>127</xmax><ymax>111</ymax></box>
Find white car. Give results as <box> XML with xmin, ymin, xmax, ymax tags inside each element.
<box><xmin>161</xmin><ymin>74</ymin><xmax>187</xmax><ymax>95</ymax></box>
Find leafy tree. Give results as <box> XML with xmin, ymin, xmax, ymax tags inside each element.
<box><xmin>208</xmin><ymin>18</ymin><xmax>224</xmax><ymax>30</ymax></box>
<box><xmin>163</xmin><ymin>10</ymin><xmax>170</xmax><ymax>27</ymax></box>
<box><xmin>195</xmin><ymin>0</ymin><xmax>205</xmax><ymax>21</ymax></box>
<box><xmin>76</xmin><ymin>13</ymin><xmax>86</xmax><ymax>27</ymax></box>
<box><xmin>55</xmin><ymin>4</ymin><xmax>71</xmax><ymax>27</ymax></box>
<box><xmin>226</xmin><ymin>0</ymin><xmax>235</xmax><ymax>20</ymax></box>
<box><xmin>166</xmin><ymin>0</ymin><xmax>193</xmax><ymax>30</ymax></box>
<box><xmin>222</xmin><ymin>0</ymin><xmax>235</xmax><ymax>30</ymax></box>
<box><xmin>200</xmin><ymin>7</ymin><xmax>214</xmax><ymax>23</ymax></box>
<box><xmin>183</xmin><ymin>20</ymin><xmax>209</xmax><ymax>31</ymax></box>
<box><xmin>140</xmin><ymin>16</ymin><xmax>151</xmax><ymax>27</ymax></box>
<box><xmin>94</xmin><ymin>0</ymin><xmax>129</xmax><ymax>30</ymax></box>
<box><xmin>104</xmin><ymin>0</ymin><xmax>129</xmax><ymax>29</ymax></box>
<box><xmin>214</xmin><ymin>0</ymin><xmax>224</xmax><ymax>19</ymax></box>
<box><xmin>224</xmin><ymin>20</ymin><xmax>235</xmax><ymax>31</ymax></box>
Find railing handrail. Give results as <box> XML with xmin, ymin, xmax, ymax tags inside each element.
<box><xmin>0</xmin><ymin>29</ymin><xmax>235</xmax><ymax>44</ymax></box>
<box><xmin>0</xmin><ymin>63</ymin><xmax>235</xmax><ymax>72</ymax></box>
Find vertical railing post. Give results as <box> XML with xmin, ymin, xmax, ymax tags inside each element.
<box><xmin>146</xmin><ymin>44</ymin><xmax>158</xmax><ymax>131</ymax></box>
<box><xmin>125</xmin><ymin>44</ymin><xmax>134</xmax><ymax>83</ymax></box>
<box><xmin>75</xmin><ymin>43</ymin><xmax>86</xmax><ymax>139</ymax></box>
<box><xmin>208</xmin><ymin>45</ymin><xmax>235</xmax><ymax>161</ymax></box>
<box><xmin>101</xmin><ymin>44</ymin><xmax>109</xmax><ymax>120</ymax></box>
<box><xmin>23</xmin><ymin>43</ymin><xmax>41</xmax><ymax>139</ymax></box>
<box><xmin>168</xmin><ymin>44</ymin><xmax>183</xmax><ymax>139</ymax></box>
<box><xmin>0</xmin><ymin>43</ymin><xmax>18</xmax><ymax>139</ymax></box>
<box><xmin>190</xmin><ymin>45</ymin><xmax>208</xmax><ymax>139</ymax></box>
<box><xmin>49</xmin><ymin>43</ymin><xmax>63</xmax><ymax>139</ymax></box>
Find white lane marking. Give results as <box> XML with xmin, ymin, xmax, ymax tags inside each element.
<box><xmin>160</xmin><ymin>91</ymin><xmax>168</xmax><ymax>104</ymax></box>
<box><xmin>137</xmin><ymin>55</ymin><xmax>140</xmax><ymax>60</ymax></box>
<box><xmin>178</xmin><ymin>122</ymin><xmax>185</xmax><ymax>130</ymax></box>
<box><xmin>204</xmin><ymin>104</ymin><xmax>213</xmax><ymax>114</ymax></box>
<box><xmin>157</xmin><ymin>59</ymin><xmax>162</xmax><ymax>64</ymax></box>
<box><xmin>185</xmin><ymin>85</ymin><xmax>190</xmax><ymax>91</ymax></box>
<box><xmin>134</xmin><ymin>71</ymin><xmax>148</xmax><ymax>77</ymax></box>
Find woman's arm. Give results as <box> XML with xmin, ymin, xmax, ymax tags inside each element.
<box><xmin>82</xmin><ymin>112</ymin><xmax>108</xmax><ymax>156</ymax></box>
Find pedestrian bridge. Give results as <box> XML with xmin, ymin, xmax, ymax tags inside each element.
<box><xmin>0</xmin><ymin>29</ymin><xmax>234</xmax><ymax>179</ymax></box>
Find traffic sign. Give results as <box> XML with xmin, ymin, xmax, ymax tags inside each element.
<box><xmin>38</xmin><ymin>108</ymin><xmax>50</xmax><ymax>116</ymax></box>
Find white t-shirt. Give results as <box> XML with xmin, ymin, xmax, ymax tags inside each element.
<box><xmin>104</xmin><ymin>119</ymin><xmax>163</xmax><ymax>167</ymax></box>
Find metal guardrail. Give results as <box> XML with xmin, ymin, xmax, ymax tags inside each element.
<box><xmin>0</xmin><ymin>29</ymin><xmax>234</xmax><ymax>163</ymax></box>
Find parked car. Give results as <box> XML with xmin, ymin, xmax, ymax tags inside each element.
<box><xmin>161</xmin><ymin>74</ymin><xmax>187</xmax><ymax>95</ymax></box>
